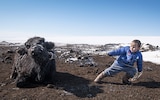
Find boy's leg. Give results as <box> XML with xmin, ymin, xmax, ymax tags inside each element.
<box><xmin>94</xmin><ymin>71</ymin><xmax>105</xmax><ymax>83</ymax></box>
<box><xmin>122</xmin><ymin>66</ymin><xmax>137</xmax><ymax>85</ymax></box>
<box><xmin>94</xmin><ymin>61</ymin><xmax>123</xmax><ymax>83</ymax></box>
<box><xmin>122</xmin><ymin>74</ymin><xmax>132</xmax><ymax>85</ymax></box>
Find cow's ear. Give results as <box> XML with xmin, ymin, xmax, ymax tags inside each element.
<box><xmin>25</xmin><ymin>43</ymin><xmax>30</xmax><ymax>49</ymax></box>
<box><xmin>17</xmin><ymin>47</ymin><xmax>27</xmax><ymax>55</ymax></box>
<box><xmin>39</xmin><ymin>37</ymin><xmax>45</xmax><ymax>43</ymax></box>
<box><xmin>44</xmin><ymin>42</ymin><xmax>55</xmax><ymax>50</ymax></box>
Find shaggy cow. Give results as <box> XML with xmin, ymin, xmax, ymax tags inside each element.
<box><xmin>10</xmin><ymin>37</ymin><xmax>56</xmax><ymax>88</ymax></box>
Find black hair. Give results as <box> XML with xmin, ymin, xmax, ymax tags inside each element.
<box><xmin>132</xmin><ymin>39</ymin><xmax>141</xmax><ymax>47</ymax></box>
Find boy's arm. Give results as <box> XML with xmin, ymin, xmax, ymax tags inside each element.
<box><xmin>107</xmin><ymin>47</ymin><xmax>126</xmax><ymax>56</ymax></box>
<box><xmin>137</xmin><ymin>53</ymin><xmax>143</xmax><ymax>72</ymax></box>
<box><xmin>130</xmin><ymin>53</ymin><xmax>143</xmax><ymax>82</ymax></box>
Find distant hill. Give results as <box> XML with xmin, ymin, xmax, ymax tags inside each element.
<box><xmin>0</xmin><ymin>41</ymin><xmax>22</xmax><ymax>46</ymax></box>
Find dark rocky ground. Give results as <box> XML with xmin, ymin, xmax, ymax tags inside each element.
<box><xmin>0</xmin><ymin>45</ymin><xmax>160</xmax><ymax>100</ymax></box>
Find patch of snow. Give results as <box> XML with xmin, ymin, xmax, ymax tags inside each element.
<box><xmin>142</xmin><ymin>51</ymin><xmax>160</xmax><ymax>65</ymax></box>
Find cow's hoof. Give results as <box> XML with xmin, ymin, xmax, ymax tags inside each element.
<box><xmin>16</xmin><ymin>81</ymin><xmax>34</xmax><ymax>88</ymax></box>
<box><xmin>16</xmin><ymin>82</ymin><xmax>27</xmax><ymax>88</ymax></box>
<box><xmin>46</xmin><ymin>84</ymin><xmax>55</xmax><ymax>88</ymax></box>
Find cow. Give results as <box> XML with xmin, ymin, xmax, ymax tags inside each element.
<box><xmin>10</xmin><ymin>37</ymin><xmax>56</xmax><ymax>88</ymax></box>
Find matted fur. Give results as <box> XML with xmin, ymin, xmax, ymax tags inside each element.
<box><xmin>10</xmin><ymin>37</ymin><xmax>56</xmax><ymax>88</ymax></box>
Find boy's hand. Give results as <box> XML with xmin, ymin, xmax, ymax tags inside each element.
<box><xmin>130</xmin><ymin>71</ymin><xmax>143</xmax><ymax>82</ymax></box>
<box><xmin>107</xmin><ymin>53</ymin><xmax>112</xmax><ymax>56</ymax></box>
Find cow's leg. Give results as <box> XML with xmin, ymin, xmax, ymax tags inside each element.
<box><xmin>10</xmin><ymin>67</ymin><xmax>18</xmax><ymax>79</ymax></box>
<box><xmin>16</xmin><ymin>74</ymin><xmax>35</xmax><ymax>88</ymax></box>
<box><xmin>45</xmin><ymin>60</ymin><xmax>56</xmax><ymax>88</ymax></box>
<box><xmin>48</xmin><ymin>60</ymin><xmax>56</xmax><ymax>83</ymax></box>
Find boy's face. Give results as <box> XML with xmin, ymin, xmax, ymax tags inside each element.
<box><xmin>130</xmin><ymin>42</ymin><xmax>140</xmax><ymax>53</ymax></box>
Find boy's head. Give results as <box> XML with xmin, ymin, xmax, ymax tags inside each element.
<box><xmin>130</xmin><ymin>39</ymin><xmax>141</xmax><ymax>53</ymax></box>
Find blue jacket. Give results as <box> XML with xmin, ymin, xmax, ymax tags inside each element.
<box><xmin>108</xmin><ymin>46</ymin><xmax>143</xmax><ymax>72</ymax></box>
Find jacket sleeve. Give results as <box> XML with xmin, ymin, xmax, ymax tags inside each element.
<box><xmin>137</xmin><ymin>53</ymin><xmax>143</xmax><ymax>72</ymax></box>
<box><xmin>108</xmin><ymin>47</ymin><xmax>127</xmax><ymax>56</ymax></box>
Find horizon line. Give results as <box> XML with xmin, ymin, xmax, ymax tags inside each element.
<box><xmin>0</xmin><ymin>36</ymin><xmax>160</xmax><ymax>46</ymax></box>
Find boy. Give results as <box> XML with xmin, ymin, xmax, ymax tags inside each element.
<box><xmin>94</xmin><ymin>40</ymin><xmax>143</xmax><ymax>85</ymax></box>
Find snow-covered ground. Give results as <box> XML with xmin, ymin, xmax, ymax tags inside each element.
<box><xmin>109</xmin><ymin>43</ymin><xmax>160</xmax><ymax>65</ymax></box>
<box><xmin>97</xmin><ymin>50</ymin><xmax>160</xmax><ymax>65</ymax></box>
<box><xmin>86</xmin><ymin>43</ymin><xmax>160</xmax><ymax>65</ymax></box>
<box><xmin>142</xmin><ymin>51</ymin><xmax>160</xmax><ymax>65</ymax></box>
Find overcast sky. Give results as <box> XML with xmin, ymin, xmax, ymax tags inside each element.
<box><xmin>0</xmin><ymin>0</ymin><xmax>160</xmax><ymax>44</ymax></box>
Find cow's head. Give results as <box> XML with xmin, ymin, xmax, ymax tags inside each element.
<box><xmin>25</xmin><ymin>37</ymin><xmax>45</xmax><ymax>49</ymax></box>
<box><xmin>28</xmin><ymin>44</ymin><xmax>50</xmax><ymax>64</ymax></box>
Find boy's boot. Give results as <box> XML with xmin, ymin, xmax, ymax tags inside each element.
<box><xmin>94</xmin><ymin>72</ymin><xmax>105</xmax><ymax>83</ymax></box>
<box><xmin>122</xmin><ymin>74</ymin><xmax>132</xmax><ymax>85</ymax></box>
